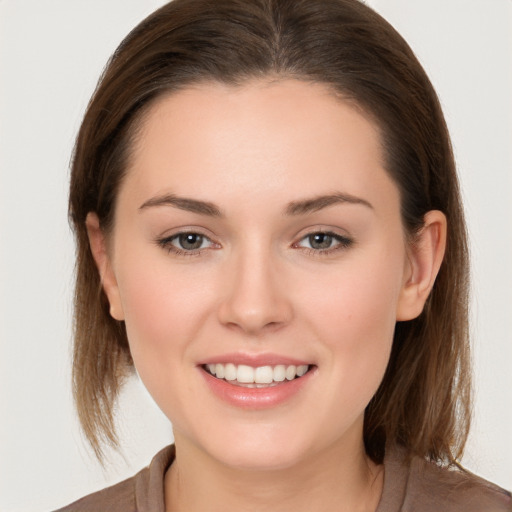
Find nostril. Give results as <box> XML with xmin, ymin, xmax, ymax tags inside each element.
<box><xmin>216</xmin><ymin>259</ymin><xmax>293</xmax><ymax>333</ymax></box>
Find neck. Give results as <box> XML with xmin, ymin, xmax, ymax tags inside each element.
<box><xmin>164</xmin><ymin>433</ymin><xmax>383</xmax><ymax>512</ymax></box>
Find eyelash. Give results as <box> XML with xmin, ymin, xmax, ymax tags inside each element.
<box><xmin>156</xmin><ymin>230</ymin><xmax>353</xmax><ymax>257</ymax></box>
<box><xmin>156</xmin><ymin>232</ymin><xmax>217</xmax><ymax>257</ymax></box>
<box><xmin>293</xmin><ymin>231</ymin><xmax>353</xmax><ymax>256</ymax></box>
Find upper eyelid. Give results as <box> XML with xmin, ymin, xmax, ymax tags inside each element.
<box><xmin>292</xmin><ymin>225</ymin><xmax>352</xmax><ymax>241</ymax></box>
<box><xmin>157</xmin><ymin>226</ymin><xmax>217</xmax><ymax>241</ymax></box>
<box><xmin>160</xmin><ymin>232</ymin><xmax>217</xmax><ymax>246</ymax></box>
<box><xmin>294</xmin><ymin>231</ymin><xmax>352</xmax><ymax>246</ymax></box>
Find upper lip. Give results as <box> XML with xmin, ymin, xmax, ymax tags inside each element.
<box><xmin>197</xmin><ymin>352</ymin><xmax>313</xmax><ymax>367</ymax></box>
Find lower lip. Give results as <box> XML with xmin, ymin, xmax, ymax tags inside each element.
<box><xmin>200</xmin><ymin>367</ymin><xmax>315</xmax><ymax>409</ymax></box>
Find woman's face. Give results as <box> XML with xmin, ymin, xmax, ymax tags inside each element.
<box><xmin>95</xmin><ymin>80</ymin><xmax>420</xmax><ymax>470</ymax></box>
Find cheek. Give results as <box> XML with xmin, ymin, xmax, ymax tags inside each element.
<box><xmin>301</xmin><ymin>256</ymin><xmax>402</xmax><ymax>341</ymax></box>
<box><xmin>115</xmin><ymin>268</ymin><xmax>209</xmax><ymax>424</ymax></box>
<box><xmin>296</xmin><ymin>255</ymin><xmax>403</xmax><ymax>391</ymax></box>
<box><xmin>114</xmin><ymin>257</ymin><xmax>209</xmax><ymax>380</ymax></box>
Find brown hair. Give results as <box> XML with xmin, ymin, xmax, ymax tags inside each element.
<box><xmin>70</xmin><ymin>0</ymin><xmax>471</xmax><ymax>464</ymax></box>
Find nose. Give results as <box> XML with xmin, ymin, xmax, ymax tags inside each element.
<box><xmin>217</xmin><ymin>246</ymin><xmax>293</xmax><ymax>335</ymax></box>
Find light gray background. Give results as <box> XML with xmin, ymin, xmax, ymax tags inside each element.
<box><xmin>1</xmin><ymin>1</ymin><xmax>511</xmax><ymax>510</ymax></box>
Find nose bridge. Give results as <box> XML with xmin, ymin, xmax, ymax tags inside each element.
<box><xmin>218</xmin><ymin>237</ymin><xmax>292</xmax><ymax>334</ymax></box>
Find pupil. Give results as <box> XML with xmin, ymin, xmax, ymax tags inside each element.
<box><xmin>310</xmin><ymin>233</ymin><xmax>332</xmax><ymax>249</ymax></box>
<box><xmin>179</xmin><ymin>233</ymin><xmax>203</xmax><ymax>250</ymax></box>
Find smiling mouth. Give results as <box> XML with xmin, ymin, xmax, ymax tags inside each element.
<box><xmin>203</xmin><ymin>363</ymin><xmax>312</xmax><ymax>388</ymax></box>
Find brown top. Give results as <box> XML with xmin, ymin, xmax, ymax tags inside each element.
<box><xmin>54</xmin><ymin>445</ymin><xmax>511</xmax><ymax>511</ymax></box>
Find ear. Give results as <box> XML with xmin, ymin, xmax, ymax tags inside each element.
<box><xmin>85</xmin><ymin>212</ymin><xmax>125</xmax><ymax>321</ymax></box>
<box><xmin>396</xmin><ymin>210</ymin><xmax>447</xmax><ymax>321</ymax></box>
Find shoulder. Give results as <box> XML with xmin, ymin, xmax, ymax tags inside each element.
<box><xmin>388</xmin><ymin>447</ymin><xmax>512</xmax><ymax>512</ymax></box>
<box><xmin>52</xmin><ymin>445</ymin><xmax>175</xmax><ymax>512</ymax></box>
<box><xmin>53</xmin><ymin>474</ymin><xmax>137</xmax><ymax>512</ymax></box>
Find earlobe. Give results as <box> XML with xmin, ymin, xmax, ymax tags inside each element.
<box><xmin>85</xmin><ymin>213</ymin><xmax>125</xmax><ymax>321</ymax></box>
<box><xmin>396</xmin><ymin>210</ymin><xmax>447</xmax><ymax>321</ymax></box>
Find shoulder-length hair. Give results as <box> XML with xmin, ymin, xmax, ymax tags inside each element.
<box><xmin>69</xmin><ymin>0</ymin><xmax>470</xmax><ymax>463</ymax></box>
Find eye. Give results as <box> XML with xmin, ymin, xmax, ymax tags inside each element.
<box><xmin>295</xmin><ymin>231</ymin><xmax>353</xmax><ymax>253</ymax></box>
<box><xmin>174</xmin><ymin>233</ymin><xmax>208</xmax><ymax>250</ymax></box>
<box><xmin>157</xmin><ymin>231</ymin><xmax>217</xmax><ymax>255</ymax></box>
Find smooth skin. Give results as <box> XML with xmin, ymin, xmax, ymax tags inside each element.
<box><xmin>87</xmin><ymin>79</ymin><xmax>446</xmax><ymax>512</ymax></box>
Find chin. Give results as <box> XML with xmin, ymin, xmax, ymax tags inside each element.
<box><xmin>216</xmin><ymin>445</ymin><xmax>307</xmax><ymax>472</ymax></box>
<box><xmin>196</xmin><ymin>423</ymin><xmax>315</xmax><ymax>472</ymax></box>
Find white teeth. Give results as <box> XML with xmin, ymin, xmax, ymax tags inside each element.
<box><xmin>215</xmin><ymin>363</ymin><xmax>225</xmax><ymax>379</ymax></box>
<box><xmin>206</xmin><ymin>363</ymin><xmax>310</xmax><ymax>384</ymax></box>
<box><xmin>297</xmin><ymin>365</ymin><xmax>308</xmax><ymax>377</ymax></box>
<box><xmin>285</xmin><ymin>365</ymin><xmax>297</xmax><ymax>380</ymax></box>
<box><xmin>254</xmin><ymin>366</ymin><xmax>273</xmax><ymax>384</ymax></box>
<box><xmin>224</xmin><ymin>363</ymin><xmax>237</xmax><ymax>381</ymax></box>
<box><xmin>237</xmin><ymin>365</ymin><xmax>254</xmax><ymax>383</ymax></box>
<box><xmin>273</xmin><ymin>365</ymin><xmax>286</xmax><ymax>382</ymax></box>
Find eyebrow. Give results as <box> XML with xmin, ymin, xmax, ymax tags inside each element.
<box><xmin>139</xmin><ymin>194</ymin><xmax>223</xmax><ymax>217</ymax></box>
<box><xmin>285</xmin><ymin>193</ymin><xmax>373</xmax><ymax>215</ymax></box>
<box><xmin>138</xmin><ymin>191</ymin><xmax>373</xmax><ymax>217</ymax></box>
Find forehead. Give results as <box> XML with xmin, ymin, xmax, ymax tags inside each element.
<box><xmin>134</xmin><ymin>79</ymin><xmax>380</xmax><ymax>157</ymax></box>
<box><xmin>122</xmin><ymin>79</ymin><xmax>395</xmax><ymax>212</ymax></box>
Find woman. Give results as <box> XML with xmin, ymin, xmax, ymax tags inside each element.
<box><xmin>55</xmin><ymin>0</ymin><xmax>511</xmax><ymax>510</ymax></box>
